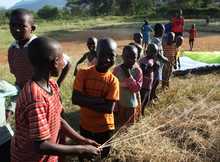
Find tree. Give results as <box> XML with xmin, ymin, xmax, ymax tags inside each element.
<box><xmin>37</xmin><ymin>5</ymin><xmax>60</xmax><ymax>19</ymax></box>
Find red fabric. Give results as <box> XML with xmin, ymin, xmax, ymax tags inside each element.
<box><xmin>189</xmin><ymin>28</ymin><xmax>197</xmax><ymax>39</ymax></box>
<box><xmin>11</xmin><ymin>80</ymin><xmax>63</xmax><ymax>162</ymax></box>
<box><xmin>172</xmin><ymin>16</ymin><xmax>184</xmax><ymax>33</ymax></box>
<box><xmin>8</xmin><ymin>46</ymin><xmax>33</xmax><ymax>88</ymax></box>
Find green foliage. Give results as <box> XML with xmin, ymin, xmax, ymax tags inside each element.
<box><xmin>37</xmin><ymin>5</ymin><xmax>60</xmax><ymax>20</ymax></box>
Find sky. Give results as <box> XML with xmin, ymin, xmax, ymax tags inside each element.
<box><xmin>0</xmin><ymin>0</ymin><xmax>23</xmax><ymax>9</ymax></box>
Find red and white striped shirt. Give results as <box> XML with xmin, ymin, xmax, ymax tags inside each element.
<box><xmin>11</xmin><ymin>79</ymin><xmax>63</xmax><ymax>162</ymax></box>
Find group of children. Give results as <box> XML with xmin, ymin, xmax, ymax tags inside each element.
<box><xmin>0</xmin><ymin>8</ymin><xmax>186</xmax><ymax>162</ymax></box>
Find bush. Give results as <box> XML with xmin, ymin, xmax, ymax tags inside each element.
<box><xmin>37</xmin><ymin>5</ymin><xmax>60</xmax><ymax>20</ymax></box>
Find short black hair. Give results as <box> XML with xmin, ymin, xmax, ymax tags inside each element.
<box><xmin>28</xmin><ymin>37</ymin><xmax>59</xmax><ymax>68</ymax></box>
<box><xmin>154</xmin><ymin>23</ymin><xmax>164</xmax><ymax>35</ymax></box>
<box><xmin>123</xmin><ymin>45</ymin><xmax>138</xmax><ymax>57</ymax></box>
<box><xmin>10</xmin><ymin>8</ymin><xmax>34</xmax><ymax>24</ymax></box>
<box><xmin>96</xmin><ymin>38</ymin><xmax>117</xmax><ymax>58</ymax></box>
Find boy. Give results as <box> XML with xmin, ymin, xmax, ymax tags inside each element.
<box><xmin>74</xmin><ymin>37</ymin><xmax>98</xmax><ymax>76</ymax></box>
<box><xmin>139</xmin><ymin>44</ymin><xmax>158</xmax><ymax>116</ymax></box>
<box><xmin>162</xmin><ymin>32</ymin><xmax>176</xmax><ymax>89</ymax></box>
<box><xmin>188</xmin><ymin>24</ymin><xmax>197</xmax><ymax>51</ymax></box>
<box><xmin>8</xmin><ymin>9</ymin><xmax>70</xmax><ymax>89</ymax></box>
<box><xmin>130</xmin><ymin>32</ymin><xmax>144</xmax><ymax>59</ymax></box>
<box><xmin>151</xmin><ymin>23</ymin><xmax>168</xmax><ymax>99</ymax></box>
<box><xmin>11</xmin><ymin>37</ymin><xmax>100</xmax><ymax>162</ymax></box>
<box><xmin>0</xmin><ymin>80</ymin><xmax>18</xmax><ymax>162</ymax></box>
<box><xmin>172</xmin><ymin>9</ymin><xmax>184</xmax><ymax>39</ymax></box>
<box><xmin>141</xmin><ymin>20</ymin><xmax>153</xmax><ymax>50</ymax></box>
<box><xmin>113</xmin><ymin>45</ymin><xmax>142</xmax><ymax>126</ymax></box>
<box><xmin>175</xmin><ymin>36</ymin><xmax>184</xmax><ymax>69</ymax></box>
<box><xmin>72</xmin><ymin>38</ymin><xmax>119</xmax><ymax>159</ymax></box>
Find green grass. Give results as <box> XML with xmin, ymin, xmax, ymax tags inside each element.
<box><xmin>184</xmin><ymin>51</ymin><xmax>220</xmax><ymax>64</ymax></box>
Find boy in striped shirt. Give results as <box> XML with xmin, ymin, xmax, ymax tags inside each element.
<box><xmin>11</xmin><ymin>37</ymin><xmax>100</xmax><ymax>162</ymax></box>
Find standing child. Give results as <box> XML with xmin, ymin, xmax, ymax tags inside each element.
<box><xmin>74</xmin><ymin>37</ymin><xmax>98</xmax><ymax>76</ymax></box>
<box><xmin>72</xmin><ymin>38</ymin><xmax>119</xmax><ymax>159</ymax></box>
<box><xmin>162</xmin><ymin>32</ymin><xmax>176</xmax><ymax>89</ymax></box>
<box><xmin>8</xmin><ymin>9</ymin><xmax>71</xmax><ymax>89</ymax></box>
<box><xmin>130</xmin><ymin>32</ymin><xmax>144</xmax><ymax>59</ymax></box>
<box><xmin>188</xmin><ymin>24</ymin><xmax>197</xmax><ymax>51</ymax></box>
<box><xmin>172</xmin><ymin>9</ymin><xmax>184</xmax><ymax>40</ymax></box>
<box><xmin>175</xmin><ymin>36</ymin><xmax>184</xmax><ymax>70</ymax></box>
<box><xmin>11</xmin><ymin>37</ymin><xmax>100</xmax><ymax>162</ymax></box>
<box><xmin>151</xmin><ymin>23</ymin><xmax>168</xmax><ymax>100</ymax></box>
<box><xmin>113</xmin><ymin>45</ymin><xmax>142</xmax><ymax>126</ymax></box>
<box><xmin>141</xmin><ymin>20</ymin><xmax>153</xmax><ymax>50</ymax></box>
<box><xmin>139</xmin><ymin>44</ymin><xmax>158</xmax><ymax>116</ymax></box>
<box><xmin>0</xmin><ymin>80</ymin><xmax>18</xmax><ymax>162</ymax></box>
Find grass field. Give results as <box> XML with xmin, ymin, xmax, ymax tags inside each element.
<box><xmin>0</xmin><ymin>16</ymin><xmax>220</xmax><ymax>162</ymax></box>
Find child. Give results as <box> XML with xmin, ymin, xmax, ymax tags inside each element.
<box><xmin>74</xmin><ymin>37</ymin><xmax>98</xmax><ymax>76</ymax></box>
<box><xmin>188</xmin><ymin>24</ymin><xmax>197</xmax><ymax>51</ymax></box>
<box><xmin>172</xmin><ymin>9</ymin><xmax>184</xmax><ymax>39</ymax></box>
<box><xmin>11</xmin><ymin>37</ymin><xmax>100</xmax><ymax>162</ymax></box>
<box><xmin>0</xmin><ymin>80</ymin><xmax>18</xmax><ymax>162</ymax></box>
<box><xmin>139</xmin><ymin>44</ymin><xmax>158</xmax><ymax>116</ymax></box>
<box><xmin>8</xmin><ymin>9</ymin><xmax>71</xmax><ymax>89</ymax></box>
<box><xmin>162</xmin><ymin>32</ymin><xmax>176</xmax><ymax>89</ymax></box>
<box><xmin>175</xmin><ymin>36</ymin><xmax>184</xmax><ymax>69</ymax></box>
<box><xmin>151</xmin><ymin>23</ymin><xmax>168</xmax><ymax>100</ymax></box>
<box><xmin>113</xmin><ymin>45</ymin><xmax>142</xmax><ymax>126</ymax></box>
<box><xmin>72</xmin><ymin>38</ymin><xmax>119</xmax><ymax>159</ymax></box>
<box><xmin>141</xmin><ymin>20</ymin><xmax>153</xmax><ymax>50</ymax></box>
<box><xmin>130</xmin><ymin>32</ymin><xmax>144</xmax><ymax>59</ymax></box>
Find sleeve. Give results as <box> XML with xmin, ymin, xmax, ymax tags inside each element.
<box><xmin>106</xmin><ymin>76</ymin><xmax>119</xmax><ymax>101</ymax></box>
<box><xmin>27</xmin><ymin>101</ymin><xmax>51</xmax><ymax>141</ymax></box>
<box><xmin>123</xmin><ymin>67</ymin><xmax>143</xmax><ymax>93</ymax></box>
<box><xmin>8</xmin><ymin>48</ymin><xmax>15</xmax><ymax>74</ymax></box>
<box><xmin>73</xmin><ymin>69</ymin><xmax>85</xmax><ymax>92</ymax></box>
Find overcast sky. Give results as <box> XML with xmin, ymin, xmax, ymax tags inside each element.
<box><xmin>0</xmin><ymin>0</ymin><xmax>23</xmax><ymax>9</ymax></box>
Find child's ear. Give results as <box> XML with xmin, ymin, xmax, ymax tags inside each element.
<box><xmin>31</xmin><ymin>25</ymin><xmax>36</xmax><ymax>32</ymax></box>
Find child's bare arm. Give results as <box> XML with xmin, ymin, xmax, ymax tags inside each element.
<box><xmin>33</xmin><ymin>140</ymin><xmax>100</xmax><ymax>158</ymax></box>
<box><xmin>60</xmin><ymin>118</ymin><xmax>99</xmax><ymax>146</ymax></box>
<box><xmin>72</xmin><ymin>90</ymin><xmax>115</xmax><ymax>114</ymax></box>
<box><xmin>57</xmin><ymin>61</ymin><xmax>71</xmax><ymax>87</ymax></box>
<box><xmin>74</xmin><ymin>54</ymin><xmax>88</xmax><ymax>76</ymax></box>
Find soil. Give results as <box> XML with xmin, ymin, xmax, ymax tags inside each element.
<box><xmin>1</xmin><ymin>29</ymin><xmax>220</xmax><ymax>64</ymax></box>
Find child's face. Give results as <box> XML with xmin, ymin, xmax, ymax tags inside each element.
<box><xmin>51</xmin><ymin>45</ymin><xmax>65</xmax><ymax>77</ymax></box>
<box><xmin>87</xmin><ymin>40</ymin><xmax>96</xmax><ymax>51</ymax></box>
<box><xmin>122</xmin><ymin>49</ymin><xmax>137</xmax><ymax>69</ymax></box>
<box><xmin>9</xmin><ymin>14</ymin><xmax>34</xmax><ymax>42</ymax></box>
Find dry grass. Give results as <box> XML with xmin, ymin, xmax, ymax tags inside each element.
<box><xmin>104</xmin><ymin>73</ymin><xmax>220</xmax><ymax>162</ymax></box>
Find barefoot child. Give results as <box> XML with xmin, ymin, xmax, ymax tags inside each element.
<box><xmin>11</xmin><ymin>37</ymin><xmax>100</xmax><ymax>162</ymax></box>
<box><xmin>74</xmin><ymin>37</ymin><xmax>98</xmax><ymax>76</ymax></box>
<box><xmin>141</xmin><ymin>20</ymin><xmax>153</xmax><ymax>50</ymax></box>
<box><xmin>162</xmin><ymin>32</ymin><xmax>176</xmax><ymax>89</ymax></box>
<box><xmin>113</xmin><ymin>45</ymin><xmax>143</xmax><ymax>126</ymax></box>
<box><xmin>175</xmin><ymin>36</ymin><xmax>184</xmax><ymax>69</ymax></box>
<box><xmin>8</xmin><ymin>9</ymin><xmax>71</xmax><ymax>89</ymax></box>
<box><xmin>139</xmin><ymin>44</ymin><xmax>158</xmax><ymax>115</ymax></box>
<box><xmin>72</xmin><ymin>38</ymin><xmax>119</xmax><ymax>159</ymax></box>
<box><xmin>151</xmin><ymin>23</ymin><xmax>168</xmax><ymax>100</ymax></box>
<box><xmin>188</xmin><ymin>24</ymin><xmax>197</xmax><ymax>51</ymax></box>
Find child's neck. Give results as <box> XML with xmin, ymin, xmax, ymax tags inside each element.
<box><xmin>95</xmin><ymin>65</ymin><xmax>108</xmax><ymax>73</ymax></box>
<box><xmin>32</xmin><ymin>70</ymin><xmax>51</xmax><ymax>93</ymax></box>
<box><xmin>17</xmin><ymin>37</ymin><xmax>31</xmax><ymax>48</ymax></box>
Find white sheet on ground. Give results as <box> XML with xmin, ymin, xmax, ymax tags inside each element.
<box><xmin>175</xmin><ymin>56</ymin><xmax>220</xmax><ymax>71</ymax></box>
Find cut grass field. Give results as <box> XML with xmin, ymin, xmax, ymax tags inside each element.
<box><xmin>0</xmin><ymin>16</ymin><xmax>220</xmax><ymax>162</ymax></box>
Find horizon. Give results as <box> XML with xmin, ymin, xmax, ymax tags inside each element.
<box><xmin>0</xmin><ymin>0</ymin><xmax>29</xmax><ymax>9</ymax></box>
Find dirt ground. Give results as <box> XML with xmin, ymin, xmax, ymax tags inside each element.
<box><xmin>1</xmin><ymin>29</ymin><xmax>220</xmax><ymax>64</ymax></box>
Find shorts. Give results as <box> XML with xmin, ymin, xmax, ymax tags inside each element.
<box><xmin>154</xmin><ymin>64</ymin><xmax>164</xmax><ymax>81</ymax></box>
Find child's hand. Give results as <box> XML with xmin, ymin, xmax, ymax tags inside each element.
<box><xmin>6</xmin><ymin>110</ymin><xmax>13</xmax><ymax>121</ymax></box>
<box><xmin>121</xmin><ymin>65</ymin><xmax>131</xmax><ymax>78</ymax></box>
<box><xmin>79</xmin><ymin>145</ymin><xmax>101</xmax><ymax>159</ymax></box>
<box><xmin>80</xmin><ymin>138</ymin><xmax>100</xmax><ymax>148</ymax></box>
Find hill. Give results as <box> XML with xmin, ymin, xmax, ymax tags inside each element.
<box><xmin>11</xmin><ymin>0</ymin><xmax>67</xmax><ymax>11</ymax></box>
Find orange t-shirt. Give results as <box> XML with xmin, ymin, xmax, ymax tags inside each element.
<box><xmin>73</xmin><ymin>66</ymin><xmax>119</xmax><ymax>133</ymax></box>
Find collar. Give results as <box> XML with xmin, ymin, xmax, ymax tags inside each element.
<box><xmin>11</xmin><ymin>35</ymin><xmax>37</xmax><ymax>48</ymax></box>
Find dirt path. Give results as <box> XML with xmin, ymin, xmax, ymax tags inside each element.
<box><xmin>1</xmin><ymin>30</ymin><xmax>220</xmax><ymax>64</ymax></box>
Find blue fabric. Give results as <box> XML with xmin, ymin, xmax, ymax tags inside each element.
<box><xmin>142</xmin><ymin>24</ymin><xmax>153</xmax><ymax>43</ymax></box>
